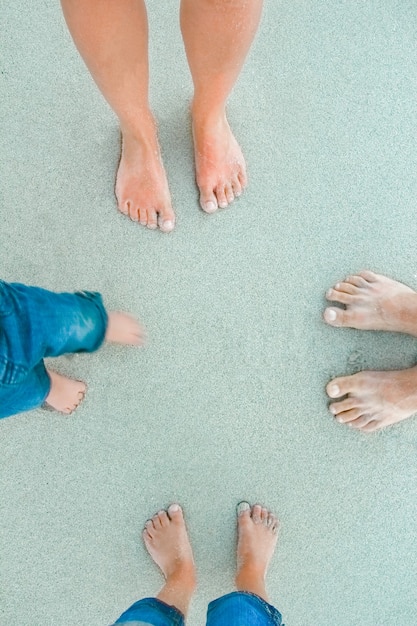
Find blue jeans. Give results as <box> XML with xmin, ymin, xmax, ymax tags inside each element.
<box><xmin>113</xmin><ymin>592</ymin><xmax>284</xmax><ymax>626</ymax></box>
<box><xmin>0</xmin><ymin>280</ymin><xmax>108</xmax><ymax>419</ymax></box>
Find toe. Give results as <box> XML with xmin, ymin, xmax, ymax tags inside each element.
<box><xmin>358</xmin><ymin>270</ymin><xmax>378</xmax><ymax>282</ymax></box>
<box><xmin>237</xmin><ymin>501</ymin><xmax>251</xmax><ymax>519</ymax></box>
<box><xmin>360</xmin><ymin>420</ymin><xmax>381</xmax><ymax>432</ymax></box>
<box><xmin>331</xmin><ymin>282</ymin><xmax>359</xmax><ymax>295</ymax></box>
<box><xmin>238</xmin><ymin>170</ymin><xmax>247</xmax><ymax>190</ymax></box>
<box><xmin>225</xmin><ymin>184</ymin><xmax>234</xmax><ymax>205</ymax></box>
<box><xmin>158</xmin><ymin>510</ymin><xmax>170</xmax><ymax>527</ymax></box>
<box><xmin>152</xmin><ymin>514</ymin><xmax>162</xmax><ymax>529</ymax></box>
<box><xmin>215</xmin><ymin>185</ymin><xmax>228</xmax><ymax>209</ymax></box>
<box><xmin>144</xmin><ymin>520</ymin><xmax>154</xmax><ymax>537</ymax></box>
<box><xmin>128</xmin><ymin>202</ymin><xmax>139</xmax><ymax>222</ymax></box>
<box><xmin>167</xmin><ymin>503</ymin><xmax>183</xmax><ymax>523</ymax></box>
<box><xmin>261</xmin><ymin>507</ymin><xmax>269</xmax><ymax>525</ymax></box>
<box><xmin>325</xmin><ymin>289</ymin><xmax>354</xmax><ymax>305</ymax></box>
<box><xmin>329</xmin><ymin>397</ymin><xmax>360</xmax><ymax>415</ymax></box>
<box><xmin>199</xmin><ymin>188</ymin><xmax>218</xmax><ymax>214</ymax></box>
<box><xmin>326</xmin><ymin>376</ymin><xmax>354</xmax><ymax>398</ymax></box>
<box><xmin>232</xmin><ymin>177</ymin><xmax>242</xmax><ymax>197</ymax></box>
<box><xmin>323</xmin><ymin>306</ymin><xmax>355</xmax><ymax>327</ymax></box>
<box><xmin>348</xmin><ymin>414</ymin><xmax>375</xmax><ymax>429</ymax></box>
<box><xmin>345</xmin><ymin>274</ymin><xmax>368</xmax><ymax>288</ymax></box>
<box><xmin>147</xmin><ymin>208</ymin><xmax>158</xmax><ymax>230</ymax></box>
<box><xmin>333</xmin><ymin>408</ymin><xmax>364</xmax><ymax>423</ymax></box>
<box><xmin>119</xmin><ymin>199</ymin><xmax>130</xmax><ymax>217</ymax></box>
<box><xmin>251</xmin><ymin>504</ymin><xmax>262</xmax><ymax>524</ymax></box>
<box><xmin>139</xmin><ymin>207</ymin><xmax>148</xmax><ymax>226</ymax></box>
<box><xmin>158</xmin><ymin>216</ymin><xmax>175</xmax><ymax>233</ymax></box>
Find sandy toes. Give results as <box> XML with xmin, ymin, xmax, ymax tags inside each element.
<box><xmin>116</xmin><ymin>119</ymin><xmax>175</xmax><ymax>233</ymax></box>
<box><xmin>324</xmin><ymin>270</ymin><xmax>417</xmax><ymax>335</ymax></box>
<box><xmin>192</xmin><ymin>111</ymin><xmax>247</xmax><ymax>213</ymax></box>
<box><xmin>327</xmin><ymin>366</ymin><xmax>417</xmax><ymax>432</ymax></box>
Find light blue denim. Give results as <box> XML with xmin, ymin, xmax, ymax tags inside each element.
<box><xmin>0</xmin><ymin>280</ymin><xmax>107</xmax><ymax>419</ymax></box>
<box><xmin>113</xmin><ymin>592</ymin><xmax>284</xmax><ymax>626</ymax></box>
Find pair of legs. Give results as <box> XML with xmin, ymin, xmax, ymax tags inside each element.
<box><xmin>0</xmin><ymin>281</ymin><xmax>143</xmax><ymax>418</ymax></box>
<box><xmin>113</xmin><ymin>502</ymin><xmax>282</xmax><ymax>625</ymax></box>
<box><xmin>324</xmin><ymin>270</ymin><xmax>417</xmax><ymax>432</ymax></box>
<box><xmin>60</xmin><ymin>0</ymin><xmax>262</xmax><ymax>231</ymax></box>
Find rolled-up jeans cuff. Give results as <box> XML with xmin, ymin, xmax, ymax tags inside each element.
<box><xmin>113</xmin><ymin>597</ymin><xmax>185</xmax><ymax>626</ymax></box>
<box><xmin>207</xmin><ymin>591</ymin><xmax>283</xmax><ymax>626</ymax></box>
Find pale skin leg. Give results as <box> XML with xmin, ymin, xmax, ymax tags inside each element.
<box><xmin>60</xmin><ymin>0</ymin><xmax>175</xmax><ymax>232</ymax></box>
<box><xmin>235</xmin><ymin>502</ymin><xmax>279</xmax><ymax>602</ymax></box>
<box><xmin>45</xmin><ymin>311</ymin><xmax>144</xmax><ymax>414</ymax></box>
<box><xmin>180</xmin><ymin>0</ymin><xmax>263</xmax><ymax>213</ymax></box>
<box><xmin>324</xmin><ymin>270</ymin><xmax>417</xmax><ymax>431</ymax></box>
<box><xmin>142</xmin><ymin>504</ymin><xmax>196</xmax><ymax>618</ymax></box>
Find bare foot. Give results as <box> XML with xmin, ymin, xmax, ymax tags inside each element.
<box><xmin>45</xmin><ymin>370</ymin><xmax>86</xmax><ymax>415</ymax></box>
<box><xmin>235</xmin><ymin>502</ymin><xmax>279</xmax><ymax>602</ymax></box>
<box><xmin>115</xmin><ymin>117</ymin><xmax>175</xmax><ymax>232</ymax></box>
<box><xmin>192</xmin><ymin>108</ymin><xmax>247</xmax><ymax>213</ymax></box>
<box><xmin>143</xmin><ymin>504</ymin><xmax>196</xmax><ymax>616</ymax></box>
<box><xmin>324</xmin><ymin>271</ymin><xmax>417</xmax><ymax>336</ymax></box>
<box><xmin>105</xmin><ymin>312</ymin><xmax>145</xmax><ymax>346</ymax></box>
<box><xmin>327</xmin><ymin>366</ymin><xmax>417</xmax><ymax>431</ymax></box>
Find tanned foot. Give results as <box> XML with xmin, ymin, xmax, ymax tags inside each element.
<box><xmin>45</xmin><ymin>370</ymin><xmax>86</xmax><ymax>415</ymax></box>
<box><xmin>235</xmin><ymin>502</ymin><xmax>279</xmax><ymax>602</ymax></box>
<box><xmin>143</xmin><ymin>504</ymin><xmax>196</xmax><ymax>593</ymax></box>
<box><xmin>105</xmin><ymin>312</ymin><xmax>145</xmax><ymax>346</ymax></box>
<box><xmin>115</xmin><ymin>116</ymin><xmax>175</xmax><ymax>232</ymax></box>
<box><xmin>192</xmin><ymin>107</ymin><xmax>247</xmax><ymax>213</ymax></box>
<box><xmin>327</xmin><ymin>366</ymin><xmax>417</xmax><ymax>432</ymax></box>
<box><xmin>324</xmin><ymin>270</ymin><xmax>417</xmax><ymax>336</ymax></box>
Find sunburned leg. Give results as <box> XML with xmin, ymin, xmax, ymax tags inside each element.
<box><xmin>235</xmin><ymin>502</ymin><xmax>279</xmax><ymax>603</ymax></box>
<box><xmin>143</xmin><ymin>504</ymin><xmax>196</xmax><ymax>618</ymax></box>
<box><xmin>61</xmin><ymin>0</ymin><xmax>175</xmax><ymax>232</ymax></box>
<box><xmin>323</xmin><ymin>270</ymin><xmax>417</xmax><ymax>335</ymax></box>
<box><xmin>105</xmin><ymin>311</ymin><xmax>145</xmax><ymax>346</ymax></box>
<box><xmin>45</xmin><ymin>370</ymin><xmax>86</xmax><ymax>415</ymax></box>
<box><xmin>327</xmin><ymin>366</ymin><xmax>417</xmax><ymax>432</ymax></box>
<box><xmin>180</xmin><ymin>0</ymin><xmax>263</xmax><ymax>213</ymax></box>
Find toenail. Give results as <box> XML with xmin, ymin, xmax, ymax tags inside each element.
<box><xmin>336</xmin><ymin>417</ymin><xmax>344</xmax><ymax>423</ymax></box>
<box><xmin>168</xmin><ymin>504</ymin><xmax>180</xmax><ymax>512</ymax></box>
<box><xmin>162</xmin><ymin>220</ymin><xmax>174</xmax><ymax>231</ymax></box>
<box><xmin>204</xmin><ymin>201</ymin><xmax>217</xmax><ymax>213</ymax></box>
<box><xmin>328</xmin><ymin>384</ymin><xmax>340</xmax><ymax>397</ymax></box>
<box><xmin>237</xmin><ymin>501</ymin><xmax>250</xmax><ymax>515</ymax></box>
<box><xmin>326</xmin><ymin>309</ymin><xmax>337</xmax><ymax>321</ymax></box>
<box><xmin>147</xmin><ymin>223</ymin><xmax>157</xmax><ymax>230</ymax></box>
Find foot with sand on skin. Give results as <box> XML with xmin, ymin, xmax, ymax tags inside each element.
<box><xmin>45</xmin><ymin>312</ymin><xmax>144</xmax><ymax>415</ymax></box>
<box><xmin>323</xmin><ymin>270</ymin><xmax>417</xmax><ymax>432</ymax></box>
<box><xmin>141</xmin><ymin>501</ymin><xmax>279</xmax><ymax>618</ymax></box>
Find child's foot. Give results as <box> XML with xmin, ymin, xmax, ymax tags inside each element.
<box><xmin>192</xmin><ymin>107</ymin><xmax>247</xmax><ymax>213</ymax></box>
<box><xmin>235</xmin><ymin>502</ymin><xmax>279</xmax><ymax>602</ymax></box>
<box><xmin>143</xmin><ymin>504</ymin><xmax>196</xmax><ymax>616</ymax></box>
<box><xmin>105</xmin><ymin>312</ymin><xmax>145</xmax><ymax>346</ymax></box>
<box><xmin>45</xmin><ymin>370</ymin><xmax>86</xmax><ymax>415</ymax></box>
<box><xmin>327</xmin><ymin>366</ymin><xmax>417</xmax><ymax>432</ymax></box>
<box><xmin>324</xmin><ymin>271</ymin><xmax>417</xmax><ymax>336</ymax></box>
<box><xmin>115</xmin><ymin>117</ymin><xmax>176</xmax><ymax>233</ymax></box>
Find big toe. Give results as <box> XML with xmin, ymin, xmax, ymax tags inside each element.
<box><xmin>326</xmin><ymin>377</ymin><xmax>353</xmax><ymax>399</ymax></box>
<box><xmin>323</xmin><ymin>307</ymin><xmax>353</xmax><ymax>327</ymax></box>
<box><xmin>167</xmin><ymin>503</ymin><xmax>184</xmax><ymax>524</ymax></box>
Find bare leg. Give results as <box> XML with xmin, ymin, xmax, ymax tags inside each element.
<box><xmin>45</xmin><ymin>370</ymin><xmax>86</xmax><ymax>414</ymax></box>
<box><xmin>61</xmin><ymin>0</ymin><xmax>175</xmax><ymax>232</ymax></box>
<box><xmin>323</xmin><ymin>270</ymin><xmax>417</xmax><ymax>335</ymax></box>
<box><xmin>142</xmin><ymin>504</ymin><xmax>196</xmax><ymax>617</ymax></box>
<box><xmin>235</xmin><ymin>502</ymin><xmax>279</xmax><ymax>603</ymax></box>
<box><xmin>180</xmin><ymin>0</ymin><xmax>263</xmax><ymax>213</ymax></box>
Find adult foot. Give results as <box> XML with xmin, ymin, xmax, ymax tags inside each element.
<box><xmin>192</xmin><ymin>108</ymin><xmax>247</xmax><ymax>213</ymax></box>
<box><xmin>235</xmin><ymin>502</ymin><xmax>279</xmax><ymax>602</ymax></box>
<box><xmin>115</xmin><ymin>117</ymin><xmax>175</xmax><ymax>232</ymax></box>
<box><xmin>105</xmin><ymin>312</ymin><xmax>145</xmax><ymax>346</ymax></box>
<box><xmin>327</xmin><ymin>366</ymin><xmax>417</xmax><ymax>431</ymax></box>
<box><xmin>45</xmin><ymin>370</ymin><xmax>86</xmax><ymax>415</ymax></box>
<box><xmin>143</xmin><ymin>504</ymin><xmax>196</xmax><ymax>590</ymax></box>
<box><xmin>324</xmin><ymin>271</ymin><xmax>417</xmax><ymax>336</ymax></box>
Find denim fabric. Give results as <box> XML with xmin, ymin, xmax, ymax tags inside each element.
<box><xmin>207</xmin><ymin>592</ymin><xmax>283</xmax><ymax>626</ymax></box>
<box><xmin>113</xmin><ymin>598</ymin><xmax>185</xmax><ymax>626</ymax></box>
<box><xmin>113</xmin><ymin>592</ymin><xmax>283</xmax><ymax>626</ymax></box>
<box><xmin>0</xmin><ymin>280</ymin><xmax>108</xmax><ymax>419</ymax></box>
